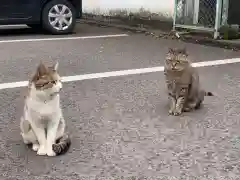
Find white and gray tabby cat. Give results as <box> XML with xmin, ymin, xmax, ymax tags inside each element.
<box><xmin>164</xmin><ymin>48</ymin><xmax>214</xmax><ymax>116</ymax></box>
<box><xmin>20</xmin><ymin>62</ymin><xmax>71</xmax><ymax>156</ymax></box>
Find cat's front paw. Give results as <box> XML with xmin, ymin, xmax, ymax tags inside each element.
<box><xmin>168</xmin><ymin>109</ymin><xmax>174</xmax><ymax>115</ymax></box>
<box><xmin>173</xmin><ymin>109</ymin><xmax>182</xmax><ymax>116</ymax></box>
<box><xmin>183</xmin><ymin>107</ymin><xmax>191</xmax><ymax>112</ymax></box>
<box><xmin>47</xmin><ymin>149</ymin><xmax>56</xmax><ymax>157</ymax></box>
<box><xmin>21</xmin><ymin>133</ymin><xmax>30</xmax><ymax>144</ymax></box>
<box><xmin>32</xmin><ymin>144</ymin><xmax>40</xmax><ymax>152</ymax></box>
<box><xmin>23</xmin><ymin>139</ymin><xmax>30</xmax><ymax>144</ymax></box>
<box><xmin>37</xmin><ymin>146</ymin><xmax>47</xmax><ymax>155</ymax></box>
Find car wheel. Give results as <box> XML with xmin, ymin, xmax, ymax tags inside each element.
<box><xmin>41</xmin><ymin>0</ymin><xmax>76</xmax><ymax>34</ymax></box>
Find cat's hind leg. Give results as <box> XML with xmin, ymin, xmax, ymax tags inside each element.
<box><xmin>24</xmin><ymin>130</ymin><xmax>40</xmax><ymax>152</ymax></box>
<box><xmin>183</xmin><ymin>100</ymin><xmax>202</xmax><ymax>112</ymax></box>
<box><xmin>184</xmin><ymin>90</ymin><xmax>204</xmax><ymax>112</ymax></box>
<box><xmin>183</xmin><ymin>99</ymin><xmax>198</xmax><ymax>112</ymax></box>
<box><xmin>27</xmin><ymin>119</ymin><xmax>46</xmax><ymax>155</ymax></box>
<box><xmin>55</xmin><ymin>118</ymin><xmax>65</xmax><ymax>141</ymax></box>
<box><xmin>194</xmin><ymin>90</ymin><xmax>205</xmax><ymax>109</ymax></box>
<box><xmin>183</xmin><ymin>97</ymin><xmax>203</xmax><ymax>112</ymax></box>
<box><xmin>183</xmin><ymin>106</ymin><xmax>191</xmax><ymax>112</ymax></box>
<box><xmin>20</xmin><ymin>119</ymin><xmax>40</xmax><ymax>151</ymax></box>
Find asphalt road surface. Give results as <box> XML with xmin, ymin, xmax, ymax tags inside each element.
<box><xmin>1</xmin><ymin>23</ymin><xmax>240</xmax><ymax>180</ymax></box>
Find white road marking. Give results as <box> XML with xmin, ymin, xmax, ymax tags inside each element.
<box><xmin>0</xmin><ymin>34</ymin><xmax>129</xmax><ymax>44</ymax></box>
<box><xmin>0</xmin><ymin>57</ymin><xmax>240</xmax><ymax>90</ymax></box>
<box><xmin>0</xmin><ymin>25</ymin><xmax>27</xmax><ymax>28</ymax></box>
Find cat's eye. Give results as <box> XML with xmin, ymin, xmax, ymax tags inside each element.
<box><xmin>166</xmin><ymin>58</ymin><xmax>171</xmax><ymax>63</ymax></box>
<box><xmin>35</xmin><ymin>83</ymin><xmax>45</xmax><ymax>88</ymax></box>
<box><xmin>36</xmin><ymin>84</ymin><xmax>44</xmax><ymax>87</ymax></box>
<box><xmin>51</xmin><ymin>80</ymin><xmax>57</xmax><ymax>84</ymax></box>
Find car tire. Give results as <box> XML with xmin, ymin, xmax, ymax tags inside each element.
<box><xmin>41</xmin><ymin>0</ymin><xmax>76</xmax><ymax>35</ymax></box>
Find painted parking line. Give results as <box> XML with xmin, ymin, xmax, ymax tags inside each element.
<box><xmin>0</xmin><ymin>34</ymin><xmax>129</xmax><ymax>44</ymax></box>
<box><xmin>0</xmin><ymin>24</ymin><xmax>27</xmax><ymax>28</ymax></box>
<box><xmin>0</xmin><ymin>57</ymin><xmax>239</xmax><ymax>91</ymax></box>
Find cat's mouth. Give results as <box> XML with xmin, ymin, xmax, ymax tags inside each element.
<box><xmin>171</xmin><ymin>67</ymin><xmax>178</xmax><ymax>71</ymax></box>
<box><xmin>171</xmin><ymin>67</ymin><xmax>182</xmax><ymax>71</ymax></box>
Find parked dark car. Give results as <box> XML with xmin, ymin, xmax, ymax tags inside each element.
<box><xmin>0</xmin><ymin>0</ymin><xmax>82</xmax><ymax>34</ymax></box>
<box><xmin>228</xmin><ymin>0</ymin><xmax>240</xmax><ymax>25</ymax></box>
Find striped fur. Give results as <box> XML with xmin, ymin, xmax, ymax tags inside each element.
<box><xmin>164</xmin><ymin>48</ymin><xmax>214</xmax><ymax>116</ymax></box>
<box><xmin>52</xmin><ymin>134</ymin><xmax>71</xmax><ymax>155</ymax></box>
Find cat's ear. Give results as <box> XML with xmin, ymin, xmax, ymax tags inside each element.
<box><xmin>52</xmin><ymin>61</ymin><xmax>59</xmax><ymax>71</ymax></box>
<box><xmin>31</xmin><ymin>61</ymin><xmax>48</xmax><ymax>82</ymax></box>
<box><xmin>36</xmin><ymin>61</ymin><xmax>48</xmax><ymax>77</ymax></box>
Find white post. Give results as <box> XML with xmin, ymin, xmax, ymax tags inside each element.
<box><xmin>214</xmin><ymin>0</ymin><xmax>222</xmax><ymax>39</ymax></box>
<box><xmin>221</xmin><ymin>0</ymin><xmax>229</xmax><ymax>25</ymax></box>
<box><xmin>173</xmin><ymin>0</ymin><xmax>178</xmax><ymax>30</ymax></box>
<box><xmin>193</xmin><ymin>0</ymin><xmax>199</xmax><ymax>25</ymax></box>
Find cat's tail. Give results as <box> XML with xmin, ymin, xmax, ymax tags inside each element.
<box><xmin>204</xmin><ymin>90</ymin><xmax>214</xmax><ymax>96</ymax></box>
<box><xmin>52</xmin><ymin>134</ymin><xmax>71</xmax><ymax>156</ymax></box>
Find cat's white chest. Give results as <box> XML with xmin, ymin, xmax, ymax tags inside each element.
<box><xmin>27</xmin><ymin>96</ymin><xmax>60</xmax><ymax>116</ymax></box>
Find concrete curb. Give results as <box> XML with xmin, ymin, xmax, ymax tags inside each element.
<box><xmin>77</xmin><ymin>19</ymin><xmax>149</xmax><ymax>33</ymax></box>
<box><xmin>180</xmin><ymin>34</ymin><xmax>240</xmax><ymax>51</ymax></box>
<box><xmin>77</xmin><ymin>19</ymin><xmax>240</xmax><ymax>51</ymax></box>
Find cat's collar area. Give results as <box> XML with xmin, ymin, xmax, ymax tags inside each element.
<box><xmin>50</xmin><ymin>91</ymin><xmax>60</xmax><ymax>97</ymax></box>
<box><xmin>42</xmin><ymin>92</ymin><xmax>60</xmax><ymax>103</ymax></box>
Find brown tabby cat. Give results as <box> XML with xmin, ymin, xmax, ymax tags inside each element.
<box><xmin>164</xmin><ymin>48</ymin><xmax>214</xmax><ymax>116</ymax></box>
